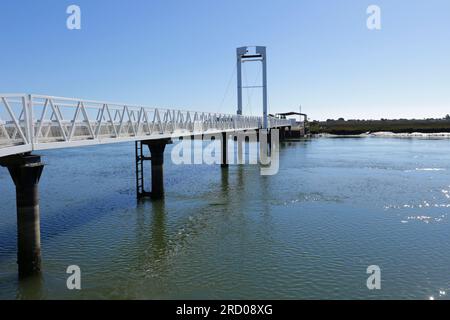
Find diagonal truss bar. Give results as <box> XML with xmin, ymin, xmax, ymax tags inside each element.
<box><xmin>2</xmin><ymin>97</ymin><xmax>28</xmax><ymax>144</ymax></box>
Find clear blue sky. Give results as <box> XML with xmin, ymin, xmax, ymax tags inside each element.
<box><xmin>1</xmin><ymin>0</ymin><xmax>449</xmax><ymax>120</ymax></box>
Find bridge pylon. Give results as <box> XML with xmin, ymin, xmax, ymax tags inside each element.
<box><xmin>236</xmin><ymin>46</ymin><xmax>268</xmax><ymax>129</ymax></box>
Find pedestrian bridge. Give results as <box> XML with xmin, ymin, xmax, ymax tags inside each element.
<box><xmin>0</xmin><ymin>94</ymin><xmax>291</xmax><ymax>158</ymax></box>
<box><xmin>0</xmin><ymin>46</ymin><xmax>299</xmax><ymax>279</ymax></box>
<box><xmin>1</xmin><ymin>93</ymin><xmax>293</xmax><ymax>279</ymax></box>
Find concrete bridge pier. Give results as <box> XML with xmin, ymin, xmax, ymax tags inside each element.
<box><xmin>280</xmin><ymin>127</ymin><xmax>286</xmax><ymax>140</ymax></box>
<box><xmin>237</xmin><ymin>133</ymin><xmax>244</xmax><ymax>164</ymax></box>
<box><xmin>0</xmin><ymin>154</ymin><xmax>44</xmax><ymax>278</ymax></box>
<box><xmin>142</xmin><ymin>139</ymin><xmax>171</xmax><ymax>200</ymax></box>
<box><xmin>279</xmin><ymin>126</ymin><xmax>292</xmax><ymax>140</ymax></box>
<box><xmin>221</xmin><ymin>132</ymin><xmax>228</xmax><ymax>168</ymax></box>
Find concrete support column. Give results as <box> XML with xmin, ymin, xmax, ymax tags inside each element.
<box><xmin>0</xmin><ymin>154</ymin><xmax>44</xmax><ymax>278</ymax></box>
<box><xmin>221</xmin><ymin>132</ymin><xmax>228</xmax><ymax>168</ymax></box>
<box><xmin>143</xmin><ymin>139</ymin><xmax>170</xmax><ymax>200</ymax></box>
<box><xmin>280</xmin><ymin>127</ymin><xmax>286</xmax><ymax>140</ymax></box>
<box><xmin>237</xmin><ymin>134</ymin><xmax>244</xmax><ymax>165</ymax></box>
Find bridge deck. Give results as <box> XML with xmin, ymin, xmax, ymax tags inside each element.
<box><xmin>0</xmin><ymin>94</ymin><xmax>291</xmax><ymax>158</ymax></box>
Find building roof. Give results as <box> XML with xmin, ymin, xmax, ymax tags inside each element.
<box><xmin>275</xmin><ymin>112</ymin><xmax>307</xmax><ymax>117</ymax></box>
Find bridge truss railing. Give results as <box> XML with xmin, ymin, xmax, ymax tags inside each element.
<box><xmin>0</xmin><ymin>94</ymin><xmax>292</xmax><ymax>157</ymax></box>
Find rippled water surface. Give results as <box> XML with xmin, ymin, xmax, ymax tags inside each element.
<box><xmin>1</xmin><ymin>137</ymin><xmax>449</xmax><ymax>299</ymax></box>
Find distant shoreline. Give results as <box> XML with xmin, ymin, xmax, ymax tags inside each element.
<box><xmin>314</xmin><ymin>132</ymin><xmax>450</xmax><ymax>138</ymax></box>
<box><xmin>309</xmin><ymin>118</ymin><xmax>450</xmax><ymax>136</ymax></box>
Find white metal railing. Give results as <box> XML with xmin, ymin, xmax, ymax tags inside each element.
<box><xmin>0</xmin><ymin>94</ymin><xmax>292</xmax><ymax>157</ymax></box>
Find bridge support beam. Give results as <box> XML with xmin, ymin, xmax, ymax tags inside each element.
<box><xmin>0</xmin><ymin>154</ymin><xmax>44</xmax><ymax>278</ymax></box>
<box><xmin>221</xmin><ymin>132</ymin><xmax>228</xmax><ymax>168</ymax></box>
<box><xmin>142</xmin><ymin>139</ymin><xmax>171</xmax><ymax>200</ymax></box>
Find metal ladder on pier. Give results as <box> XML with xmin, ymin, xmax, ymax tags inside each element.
<box><xmin>135</xmin><ymin>141</ymin><xmax>152</xmax><ymax>198</ymax></box>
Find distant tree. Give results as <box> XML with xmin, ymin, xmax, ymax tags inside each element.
<box><xmin>445</xmin><ymin>114</ymin><xmax>450</xmax><ymax>120</ymax></box>
<box><xmin>337</xmin><ymin>117</ymin><xmax>345</xmax><ymax>121</ymax></box>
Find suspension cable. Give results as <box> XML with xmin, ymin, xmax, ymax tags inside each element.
<box><xmin>217</xmin><ymin>65</ymin><xmax>236</xmax><ymax>114</ymax></box>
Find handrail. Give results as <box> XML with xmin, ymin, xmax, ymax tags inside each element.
<box><xmin>0</xmin><ymin>94</ymin><xmax>292</xmax><ymax>157</ymax></box>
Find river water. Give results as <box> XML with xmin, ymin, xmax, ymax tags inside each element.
<box><xmin>0</xmin><ymin>137</ymin><xmax>449</xmax><ymax>299</ymax></box>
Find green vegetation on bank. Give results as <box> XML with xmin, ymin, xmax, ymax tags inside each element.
<box><xmin>309</xmin><ymin>116</ymin><xmax>450</xmax><ymax>135</ymax></box>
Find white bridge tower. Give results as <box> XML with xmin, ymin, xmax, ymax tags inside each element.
<box><xmin>236</xmin><ymin>46</ymin><xmax>268</xmax><ymax>129</ymax></box>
